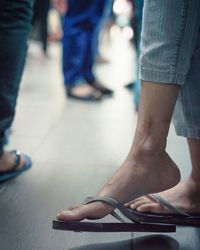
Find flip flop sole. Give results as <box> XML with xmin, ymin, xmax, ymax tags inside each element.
<box><xmin>130</xmin><ymin>209</ymin><xmax>200</xmax><ymax>227</ymax></box>
<box><xmin>0</xmin><ymin>154</ymin><xmax>32</xmax><ymax>182</ymax></box>
<box><xmin>52</xmin><ymin>220</ymin><xmax>176</xmax><ymax>233</ymax></box>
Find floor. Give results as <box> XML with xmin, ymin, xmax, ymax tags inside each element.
<box><xmin>0</xmin><ymin>31</ymin><xmax>200</xmax><ymax>250</ymax></box>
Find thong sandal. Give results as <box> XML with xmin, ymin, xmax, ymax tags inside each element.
<box><xmin>52</xmin><ymin>196</ymin><xmax>176</xmax><ymax>233</ymax></box>
<box><xmin>66</xmin><ymin>86</ymin><xmax>103</xmax><ymax>102</ymax></box>
<box><xmin>0</xmin><ymin>150</ymin><xmax>32</xmax><ymax>183</ymax></box>
<box><xmin>129</xmin><ymin>194</ymin><xmax>200</xmax><ymax>227</ymax></box>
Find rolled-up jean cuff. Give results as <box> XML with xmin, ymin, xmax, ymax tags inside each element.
<box><xmin>139</xmin><ymin>68</ymin><xmax>186</xmax><ymax>85</ymax></box>
<box><xmin>174</xmin><ymin>127</ymin><xmax>200</xmax><ymax>140</ymax></box>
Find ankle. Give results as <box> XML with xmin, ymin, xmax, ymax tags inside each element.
<box><xmin>133</xmin><ymin>129</ymin><xmax>167</xmax><ymax>153</ymax></box>
<box><xmin>130</xmin><ymin>138</ymin><xmax>166</xmax><ymax>158</ymax></box>
<box><xmin>188</xmin><ymin>174</ymin><xmax>200</xmax><ymax>189</ymax></box>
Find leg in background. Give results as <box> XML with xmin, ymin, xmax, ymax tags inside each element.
<box><xmin>62</xmin><ymin>0</ymin><xmax>103</xmax><ymax>100</ymax></box>
<box><xmin>0</xmin><ymin>0</ymin><xmax>34</xmax><ymax>173</ymax></box>
<box><xmin>83</xmin><ymin>0</ymin><xmax>114</xmax><ymax>95</ymax></box>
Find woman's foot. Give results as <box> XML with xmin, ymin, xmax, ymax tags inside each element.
<box><xmin>67</xmin><ymin>83</ymin><xmax>103</xmax><ymax>101</ymax></box>
<box><xmin>57</xmin><ymin>148</ymin><xmax>180</xmax><ymax>221</ymax></box>
<box><xmin>86</xmin><ymin>79</ymin><xmax>114</xmax><ymax>95</ymax></box>
<box><xmin>0</xmin><ymin>150</ymin><xmax>26</xmax><ymax>173</ymax></box>
<box><xmin>126</xmin><ymin>177</ymin><xmax>200</xmax><ymax>214</ymax></box>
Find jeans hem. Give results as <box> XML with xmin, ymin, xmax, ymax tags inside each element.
<box><xmin>175</xmin><ymin>127</ymin><xmax>200</xmax><ymax>139</ymax></box>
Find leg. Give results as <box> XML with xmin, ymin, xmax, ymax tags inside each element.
<box><xmin>128</xmin><ymin>5</ymin><xmax>200</xmax><ymax>214</ymax></box>
<box><xmin>83</xmin><ymin>0</ymin><xmax>114</xmax><ymax>95</ymax></box>
<box><xmin>0</xmin><ymin>0</ymin><xmax>34</xmax><ymax>174</ymax></box>
<box><xmin>57</xmin><ymin>0</ymin><xmax>200</xmax><ymax>221</ymax></box>
<box><xmin>62</xmin><ymin>0</ymin><xmax>102</xmax><ymax>100</ymax></box>
<box><xmin>38</xmin><ymin>0</ymin><xmax>50</xmax><ymax>54</ymax></box>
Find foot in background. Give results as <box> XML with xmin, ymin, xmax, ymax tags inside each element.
<box><xmin>66</xmin><ymin>82</ymin><xmax>103</xmax><ymax>102</ymax></box>
<box><xmin>0</xmin><ymin>150</ymin><xmax>32</xmax><ymax>182</ymax></box>
<box><xmin>87</xmin><ymin>79</ymin><xmax>114</xmax><ymax>96</ymax></box>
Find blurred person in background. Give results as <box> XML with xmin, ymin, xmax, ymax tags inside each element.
<box><xmin>131</xmin><ymin>0</ymin><xmax>143</xmax><ymax>110</ymax></box>
<box><xmin>0</xmin><ymin>0</ymin><xmax>62</xmax><ymax>182</ymax></box>
<box><xmin>126</xmin><ymin>0</ymin><xmax>143</xmax><ymax>111</ymax></box>
<box><xmin>93</xmin><ymin>0</ymin><xmax>114</xmax><ymax>65</ymax></box>
<box><xmin>32</xmin><ymin>0</ymin><xmax>50</xmax><ymax>56</ymax></box>
<box><xmin>0</xmin><ymin>0</ymin><xmax>34</xmax><ymax>182</ymax></box>
<box><xmin>62</xmin><ymin>0</ymin><xmax>114</xmax><ymax>102</ymax></box>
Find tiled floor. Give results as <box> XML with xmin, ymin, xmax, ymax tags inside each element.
<box><xmin>0</xmin><ymin>33</ymin><xmax>199</xmax><ymax>250</ymax></box>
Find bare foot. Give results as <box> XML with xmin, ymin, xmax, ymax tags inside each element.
<box><xmin>126</xmin><ymin>178</ymin><xmax>200</xmax><ymax>214</ymax></box>
<box><xmin>0</xmin><ymin>151</ymin><xmax>26</xmax><ymax>173</ymax></box>
<box><xmin>57</xmin><ymin>149</ymin><xmax>180</xmax><ymax>221</ymax></box>
<box><xmin>70</xmin><ymin>83</ymin><xmax>102</xmax><ymax>98</ymax></box>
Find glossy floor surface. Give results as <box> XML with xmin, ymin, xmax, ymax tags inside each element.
<box><xmin>0</xmin><ymin>32</ymin><xmax>200</xmax><ymax>249</ymax></box>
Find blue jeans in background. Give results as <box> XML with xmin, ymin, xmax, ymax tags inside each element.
<box><xmin>62</xmin><ymin>0</ymin><xmax>107</xmax><ymax>86</ymax></box>
<box><xmin>0</xmin><ymin>0</ymin><xmax>34</xmax><ymax>153</ymax></box>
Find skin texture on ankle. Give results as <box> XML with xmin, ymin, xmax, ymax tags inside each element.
<box><xmin>131</xmin><ymin>81</ymin><xmax>180</xmax><ymax>154</ymax></box>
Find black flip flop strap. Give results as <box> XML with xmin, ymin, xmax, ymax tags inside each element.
<box><xmin>150</xmin><ymin>194</ymin><xmax>190</xmax><ymax>217</ymax></box>
<box><xmin>83</xmin><ymin>196</ymin><xmax>141</xmax><ymax>223</ymax></box>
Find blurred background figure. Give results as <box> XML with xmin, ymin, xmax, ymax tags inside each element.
<box><xmin>125</xmin><ymin>0</ymin><xmax>144</xmax><ymax>110</ymax></box>
<box><xmin>62</xmin><ymin>0</ymin><xmax>114</xmax><ymax>102</ymax></box>
<box><xmin>0</xmin><ymin>0</ymin><xmax>34</xmax><ymax>182</ymax></box>
<box><xmin>32</xmin><ymin>0</ymin><xmax>50</xmax><ymax>56</ymax></box>
<box><xmin>132</xmin><ymin>0</ymin><xmax>143</xmax><ymax>110</ymax></box>
<box><xmin>93</xmin><ymin>0</ymin><xmax>114</xmax><ymax>65</ymax></box>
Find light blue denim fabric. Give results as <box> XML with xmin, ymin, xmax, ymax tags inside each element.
<box><xmin>139</xmin><ymin>0</ymin><xmax>200</xmax><ymax>139</ymax></box>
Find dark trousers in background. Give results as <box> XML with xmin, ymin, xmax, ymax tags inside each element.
<box><xmin>0</xmin><ymin>0</ymin><xmax>34</xmax><ymax>153</ymax></box>
<box><xmin>33</xmin><ymin>0</ymin><xmax>50</xmax><ymax>53</ymax></box>
<box><xmin>62</xmin><ymin>0</ymin><xmax>107</xmax><ymax>86</ymax></box>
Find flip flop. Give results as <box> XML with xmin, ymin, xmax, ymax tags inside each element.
<box><xmin>52</xmin><ymin>196</ymin><xmax>176</xmax><ymax>233</ymax></box>
<box><xmin>87</xmin><ymin>80</ymin><xmax>114</xmax><ymax>95</ymax></box>
<box><xmin>66</xmin><ymin>86</ymin><xmax>103</xmax><ymax>102</ymax></box>
<box><xmin>129</xmin><ymin>194</ymin><xmax>200</xmax><ymax>227</ymax></box>
<box><xmin>0</xmin><ymin>150</ymin><xmax>32</xmax><ymax>183</ymax></box>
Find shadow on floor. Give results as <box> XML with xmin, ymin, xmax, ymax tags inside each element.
<box><xmin>69</xmin><ymin>235</ymin><xmax>179</xmax><ymax>250</ymax></box>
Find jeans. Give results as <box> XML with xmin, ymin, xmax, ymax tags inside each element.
<box><xmin>140</xmin><ymin>0</ymin><xmax>200</xmax><ymax>139</ymax></box>
<box><xmin>62</xmin><ymin>0</ymin><xmax>106</xmax><ymax>86</ymax></box>
<box><xmin>0</xmin><ymin>0</ymin><xmax>34</xmax><ymax>153</ymax></box>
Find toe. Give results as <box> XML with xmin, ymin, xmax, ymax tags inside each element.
<box><xmin>129</xmin><ymin>200</ymin><xmax>151</xmax><ymax>210</ymax></box>
<box><xmin>57</xmin><ymin>206</ymin><xmax>89</xmax><ymax>221</ymax></box>
<box><xmin>57</xmin><ymin>210</ymin><xmax>82</xmax><ymax>221</ymax></box>
<box><xmin>57</xmin><ymin>202</ymin><xmax>113</xmax><ymax>221</ymax></box>
<box><xmin>125</xmin><ymin>196</ymin><xmax>150</xmax><ymax>208</ymax></box>
<box><xmin>137</xmin><ymin>203</ymin><xmax>165</xmax><ymax>213</ymax></box>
